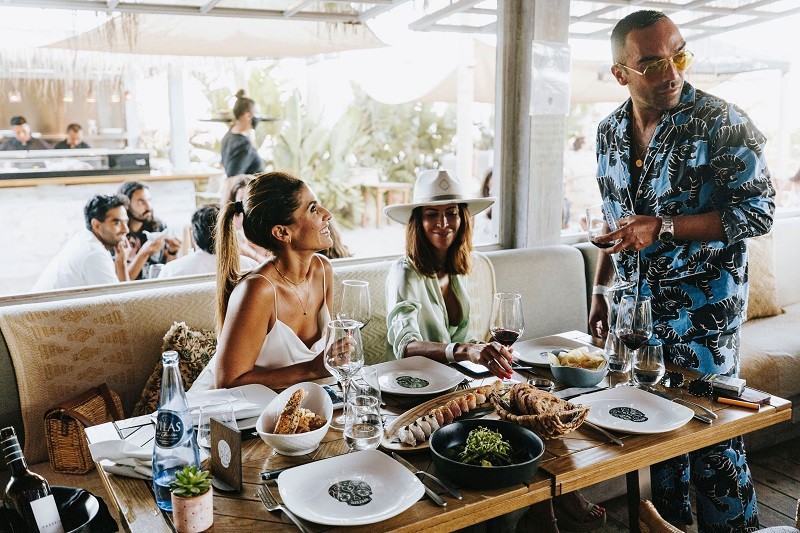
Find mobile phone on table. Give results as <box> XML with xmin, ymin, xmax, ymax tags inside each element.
<box><xmin>322</xmin><ymin>384</ymin><xmax>345</xmax><ymax>409</ymax></box>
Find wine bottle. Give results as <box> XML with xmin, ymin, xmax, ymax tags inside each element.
<box><xmin>152</xmin><ymin>351</ymin><xmax>201</xmax><ymax>512</ymax></box>
<box><xmin>2</xmin><ymin>426</ymin><xmax>65</xmax><ymax>533</ymax></box>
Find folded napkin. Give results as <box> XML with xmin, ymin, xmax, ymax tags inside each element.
<box><xmin>185</xmin><ymin>388</ymin><xmax>260</xmax><ymax>423</ymax></box>
<box><xmin>89</xmin><ymin>440</ymin><xmax>154</xmax><ymax>480</ymax></box>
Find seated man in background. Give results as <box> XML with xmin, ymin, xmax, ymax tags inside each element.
<box><xmin>32</xmin><ymin>194</ymin><xmax>131</xmax><ymax>291</ymax></box>
<box><xmin>1</xmin><ymin>116</ymin><xmax>52</xmax><ymax>151</ymax></box>
<box><xmin>54</xmin><ymin>123</ymin><xmax>91</xmax><ymax>149</ymax></box>
<box><xmin>157</xmin><ymin>204</ymin><xmax>258</xmax><ymax>278</ymax></box>
<box><xmin>117</xmin><ymin>180</ymin><xmax>182</xmax><ymax>280</ymax></box>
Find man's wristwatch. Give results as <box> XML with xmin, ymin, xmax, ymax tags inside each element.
<box><xmin>658</xmin><ymin>215</ymin><xmax>674</xmax><ymax>242</ymax></box>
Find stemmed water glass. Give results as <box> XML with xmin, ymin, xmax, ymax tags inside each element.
<box><xmin>615</xmin><ymin>295</ymin><xmax>653</xmax><ymax>387</ymax></box>
<box><xmin>338</xmin><ymin>280</ymin><xmax>371</xmax><ymax>329</ymax></box>
<box><xmin>633</xmin><ymin>342</ymin><xmax>665</xmax><ymax>391</ymax></box>
<box><xmin>490</xmin><ymin>293</ymin><xmax>524</xmax><ymax>378</ymax></box>
<box><xmin>323</xmin><ymin>319</ymin><xmax>365</xmax><ymax>430</ymax></box>
<box><xmin>586</xmin><ymin>203</ymin><xmax>636</xmax><ymax>291</ymax></box>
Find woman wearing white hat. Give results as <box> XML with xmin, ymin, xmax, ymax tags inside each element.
<box><xmin>384</xmin><ymin>168</ymin><xmax>514</xmax><ymax>379</ymax></box>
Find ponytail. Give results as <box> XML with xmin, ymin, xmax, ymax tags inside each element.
<box><xmin>216</xmin><ymin>200</ymin><xmax>243</xmax><ymax>332</ymax></box>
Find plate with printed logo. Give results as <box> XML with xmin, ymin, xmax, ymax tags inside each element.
<box><xmin>514</xmin><ymin>336</ymin><xmax>601</xmax><ymax>367</ymax></box>
<box><xmin>277</xmin><ymin>449</ymin><xmax>424</xmax><ymax>526</ymax></box>
<box><xmin>373</xmin><ymin>356</ymin><xmax>464</xmax><ymax>396</ymax></box>
<box><xmin>577</xmin><ymin>387</ymin><xmax>694</xmax><ymax>434</ymax></box>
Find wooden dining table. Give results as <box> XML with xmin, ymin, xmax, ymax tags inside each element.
<box><xmin>85</xmin><ymin>331</ymin><xmax>792</xmax><ymax>533</ymax></box>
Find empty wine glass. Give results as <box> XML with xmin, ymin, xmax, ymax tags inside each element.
<box><xmin>633</xmin><ymin>342</ymin><xmax>665</xmax><ymax>391</ymax></box>
<box><xmin>586</xmin><ymin>203</ymin><xmax>636</xmax><ymax>291</ymax></box>
<box><xmin>615</xmin><ymin>295</ymin><xmax>653</xmax><ymax>387</ymax></box>
<box><xmin>338</xmin><ymin>280</ymin><xmax>371</xmax><ymax>329</ymax></box>
<box><xmin>197</xmin><ymin>401</ymin><xmax>235</xmax><ymax>449</ymax></box>
<box><xmin>323</xmin><ymin>319</ymin><xmax>365</xmax><ymax>430</ymax></box>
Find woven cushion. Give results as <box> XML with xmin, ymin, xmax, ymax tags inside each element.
<box><xmin>746</xmin><ymin>232</ymin><xmax>783</xmax><ymax>320</ymax></box>
<box><xmin>132</xmin><ymin>322</ymin><xmax>217</xmax><ymax>416</ymax></box>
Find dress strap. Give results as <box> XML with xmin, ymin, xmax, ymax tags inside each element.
<box><xmin>316</xmin><ymin>254</ymin><xmax>327</xmax><ymax>307</ymax></box>
<box><xmin>247</xmin><ymin>272</ymin><xmax>279</xmax><ymax>319</ymax></box>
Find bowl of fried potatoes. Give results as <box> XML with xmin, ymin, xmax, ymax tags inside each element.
<box><xmin>256</xmin><ymin>382</ymin><xmax>332</xmax><ymax>455</ymax></box>
<box><xmin>548</xmin><ymin>347</ymin><xmax>608</xmax><ymax>387</ymax></box>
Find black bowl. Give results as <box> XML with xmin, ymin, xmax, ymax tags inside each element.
<box><xmin>429</xmin><ymin>419</ymin><xmax>544</xmax><ymax>489</ymax></box>
<box><xmin>52</xmin><ymin>486</ymin><xmax>101</xmax><ymax>533</ymax></box>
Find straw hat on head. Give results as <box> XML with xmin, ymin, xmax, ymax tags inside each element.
<box><xmin>383</xmin><ymin>169</ymin><xmax>496</xmax><ymax>224</ymax></box>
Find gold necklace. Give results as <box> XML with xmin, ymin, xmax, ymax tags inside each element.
<box><xmin>632</xmin><ymin>139</ymin><xmax>647</xmax><ymax>168</ymax></box>
<box><xmin>274</xmin><ymin>264</ymin><xmax>310</xmax><ymax>315</ymax></box>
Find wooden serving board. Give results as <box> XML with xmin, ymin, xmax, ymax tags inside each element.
<box><xmin>381</xmin><ymin>386</ymin><xmax>499</xmax><ymax>452</ymax></box>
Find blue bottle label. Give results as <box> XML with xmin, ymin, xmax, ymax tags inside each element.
<box><xmin>155</xmin><ymin>410</ymin><xmax>185</xmax><ymax>448</ymax></box>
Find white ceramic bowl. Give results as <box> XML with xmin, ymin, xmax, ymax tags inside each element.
<box><xmin>256</xmin><ymin>382</ymin><xmax>333</xmax><ymax>456</ymax></box>
<box><xmin>549</xmin><ymin>357</ymin><xmax>609</xmax><ymax>388</ymax></box>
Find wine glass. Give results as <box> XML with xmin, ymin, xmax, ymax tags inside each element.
<box><xmin>490</xmin><ymin>293</ymin><xmax>524</xmax><ymax>377</ymax></box>
<box><xmin>586</xmin><ymin>203</ymin><xmax>636</xmax><ymax>291</ymax></box>
<box><xmin>323</xmin><ymin>319</ymin><xmax>365</xmax><ymax>430</ymax></box>
<box><xmin>343</xmin><ymin>368</ymin><xmax>383</xmax><ymax>451</ymax></box>
<box><xmin>338</xmin><ymin>280</ymin><xmax>371</xmax><ymax>329</ymax></box>
<box><xmin>196</xmin><ymin>401</ymin><xmax>235</xmax><ymax>449</ymax></box>
<box><xmin>633</xmin><ymin>342</ymin><xmax>665</xmax><ymax>391</ymax></box>
<box><xmin>615</xmin><ymin>295</ymin><xmax>653</xmax><ymax>387</ymax></box>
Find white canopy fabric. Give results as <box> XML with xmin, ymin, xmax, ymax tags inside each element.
<box><xmin>46</xmin><ymin>13</ymin><xmax>385</xmax><ymax>57</ymax></box>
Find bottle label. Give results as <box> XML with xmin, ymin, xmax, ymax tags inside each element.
<box><xmin>30</xmin><ymin>494</ymin><xmax>65</xmax><ymax>533</ymax></box>
<box><xmin>155</xmin><ymin>410</ymin><xmax>185</xmax><ymax>448</ymax></box>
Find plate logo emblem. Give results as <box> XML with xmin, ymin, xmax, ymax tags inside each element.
<box><xmin>329</xmin><ymin>480</ymin><xmax>373</xmax><ymax>506</ymax></box>
<box><xmin>609</xmin><ymin>406</ymin><xmax>648</xmax><ymax>422</ymax></box>
<box><xmin>395</xmin><ymin>375</ymin><xmax>429</xmax><ymax>389</ymax></box>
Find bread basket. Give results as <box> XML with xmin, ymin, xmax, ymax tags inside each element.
<box><xmin>490</xmin><ymin>383</ymin><xmax>589</xmax><ymax>440</ymax></box>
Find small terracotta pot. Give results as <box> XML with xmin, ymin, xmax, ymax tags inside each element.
<box><xmin>171</xmin><ymin>486</ymin><xmax>213</xmax><ymax>533</ymax></box>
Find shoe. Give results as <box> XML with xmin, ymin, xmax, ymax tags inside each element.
<box><xmin>552</xmin><ymin>500</ymin><xmax>606</xmax><ymax>532</ymax></box>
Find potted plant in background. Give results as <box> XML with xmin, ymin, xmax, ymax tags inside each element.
<box><xmin>170</xmin><ymin>465</ymin><xmax>213</xmax><ymax>533</ymax></box>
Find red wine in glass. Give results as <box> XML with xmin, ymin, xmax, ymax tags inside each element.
<box><xmin>590</xmin><ymin>238</ymin><xmax>614</xmax><ymax>249</ymax></box>
<box><xmin>491</xmin><ymin>328</ymin><xmax>521</xmax><ymax>347</ymax></box>
<box><xmin>619</xmin><ymin>333</ymin><xmax>649</xmax><ymax>351</ymax></box>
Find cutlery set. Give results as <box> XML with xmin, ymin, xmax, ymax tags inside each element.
<box><xmin>391</xmin><ymin>452</ymin><xmax>462</xmax><ymax>507</ymax></box>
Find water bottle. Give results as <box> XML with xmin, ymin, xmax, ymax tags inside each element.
<box><xmin>152</xmin><ymin>350</ymin><xmax>200</xmax><ymax>512</ymax></box>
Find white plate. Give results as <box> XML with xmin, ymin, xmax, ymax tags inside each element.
<box><xmin>278</xmin><ymin>449</ymin><xmax>425</xmax><ymax>526</ymax></box>
<box><xmin>514</xmin><ymin>336</ymin><xmax>600</xmax><ymax>367</ymax></box>
<box><xmin>373</xmin><ymin>357</ymin><xmax>464</xmax><ymax>396</ymax></box>
<box><xmin>577</xmin><ymin>387</ymin><xmax>694</xmax><ymax>434</ymax></box>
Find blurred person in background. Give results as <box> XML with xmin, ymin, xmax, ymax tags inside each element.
<box><xmin>220</xmin><ymin>90</ymin><xmax>265</xmax><ymax>177</ymax></box>
<box><xmin>117</xmin><ymin>181</ymin><xmax>182</xmax><ymax>280</ymax></box>
<box><xmin>1</xmin><ymin>116</ymin><xmax>51</xmax><ymax>150</ymax></box>
<box><xmin>54</xmin><ymin>123</ymin><xmax>90</xmax><ymax>149</ymax></box>
<box><xmin>32</xmin><ymin>194</ymin><xmax>130</xmax><ymax>290</ymax></box>
<box><xmin>157</xmin><ymin>204</ymin><xmax>258</xmax><ymax>278</ymax></box>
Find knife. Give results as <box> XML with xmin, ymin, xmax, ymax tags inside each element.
<box><xmin>391</xmin><ymin>452</ymin><xmax>462</xmax><ymax>499</ymax></box>
<box><xmin>648</xmin><ymin>388</ymin><xmax>713</xmax><ymax>424</ymax></box>
<box><xmin>390</xmin><ymin>453</ymin><xmax>448</xmax><ymax>506</ymax></box>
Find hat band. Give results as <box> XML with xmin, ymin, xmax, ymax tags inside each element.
<box><xmin>414</xmin><ymin>194</ymin><xmax>465</xmax><ymax>204</ymax></box>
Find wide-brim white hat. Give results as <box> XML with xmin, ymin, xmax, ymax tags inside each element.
<box><xmin>383</xmin><ymin>169</ymin><xmax>496</xmax><ymax>224</ymax></box>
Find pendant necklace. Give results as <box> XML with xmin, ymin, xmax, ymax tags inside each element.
<box><xmin>274</xmin><ymin>264</ymin><xmax>310</xmax><ymax>315</ymax></box>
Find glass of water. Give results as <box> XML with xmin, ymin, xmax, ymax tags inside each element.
<box><xmin>197</xmin><ymin>401</ymin><xmax>235</xmax><ymax>449</ymax></box>
<box><xmin>633</xmin><ymin>342</ymin><xmax>665</xmax><ymax>391</ymax></box>
<box><xmin>344</xmin><ymin>369</ymin><xmax>383</xmax><ymax>451</ymax></box>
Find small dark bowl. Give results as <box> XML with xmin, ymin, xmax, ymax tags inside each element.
<box><xmin>429</xmin><ymin>419</ymin><xmax>544</xmax><ymax>489</ymax></box>
<box><xmin>53</xmin><ymin>486</ymin><xmax>100</xmax><ymax>533</ymax></box>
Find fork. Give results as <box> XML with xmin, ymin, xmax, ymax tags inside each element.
<box><xmin>257</xmin><ymin>484</ymin><xmax>312</xmax><ymax>533</ymax></box>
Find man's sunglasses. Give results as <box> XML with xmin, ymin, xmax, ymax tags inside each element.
<box><xmin>616</xmin><ymin>50</ymin><xmax>694</xmax><ymax>79</ymax></box>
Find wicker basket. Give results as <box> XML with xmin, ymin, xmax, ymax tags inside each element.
<box><xmin>44</xmin><ymin>384</ymin><xmax>124</xmax><ymax>474</ymax></box>
<box><xmin>491</xmin><ymin>383</ymin><xmax>589</xmax><ymax>440</ymax></box>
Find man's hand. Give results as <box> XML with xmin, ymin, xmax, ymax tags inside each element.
<box><xmin>141</xmin><ymin>236</ymin><xmax>167</xmax><ymax>259</ymax></box>
<box><xmin>115</xmin><ymin>238</ymin><xmax>131</xmax><ymax>263</ymax></box>
<box><xmin>588</xmin><ymin>294</ymin><xmax>610</xmax><ymax>341</ymax></box>
<box><xmin>164</xmin><ymin>237</ymin><xmax>182</xmax><ymax>262</ymax></box>
<box><xmin>595</xmin><ymin>214</ymin><xmax>661</xmax><ymax>253</ymax></box>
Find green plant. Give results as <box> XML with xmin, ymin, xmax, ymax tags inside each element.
<box><xmin>169</xmin><ymin>465</ymin><xmax>211</xmax><ymax>498</ymax></box>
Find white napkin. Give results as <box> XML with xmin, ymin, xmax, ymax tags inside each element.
<box><xmin>89</xmin><ymin>440</ymin><xmax>154</xmax><ymax>480</ymax></box>
<box><xmin>184</xmin><ymin>388</ymin><xmax>259</xmax><ymax>423</ymax></box>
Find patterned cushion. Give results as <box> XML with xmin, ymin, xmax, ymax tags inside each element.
<box><xmin>746</xmin><ymin>232</ymin><xmax>783</xmax><ymax>321</ymax></box>
<box><xmin>132</xmin><ymin>322</ymin><xmax>217</xmax><ymax>416</ymax></box>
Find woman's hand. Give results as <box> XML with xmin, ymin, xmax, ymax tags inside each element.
<box><xmin>462</xmin><ymin>342</ymin><xmax>514</xmax><ymax>379</ymax></box>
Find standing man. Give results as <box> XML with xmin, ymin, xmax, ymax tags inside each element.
<box><xmin>54</xmin><ymin>123</ymin><xmax>91</xmax><ymax>149</ymax></box>
<box><xmin>589</xmin><ymin>10</ymin><xmax>775</xmax><ymax>531</ymax></box>
<box><xmin>32</xmin><ymin>195</ymin><xmax>131</xmax><ymax>291</ymax></box>
<box><xmin>117</xmin><ymin>181</ymin><xmax>182</xmax><ymax>280</ymax></box>
<box><xmin>1</xmin><ymin>116</ymin><xmax>52</xmax><ymax>150</ymax></box>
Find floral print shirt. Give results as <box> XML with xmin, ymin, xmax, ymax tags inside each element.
<box><xmin>595</xmin><ymin>82</ymin><xmax>775</xmax><ymax>375</ymax></box>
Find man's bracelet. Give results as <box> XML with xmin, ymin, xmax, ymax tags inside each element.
<box><xmin>592</xmin><ymin>285</ymin><xmax>609</xmax><ymax>295</ymax></box>
<box><xmin>445</xmin><ymin>343</ymin><xmax>457</xmax><ymax>364</ymax></box>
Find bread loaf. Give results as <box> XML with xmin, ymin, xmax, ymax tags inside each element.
<box><xmin>274</xmin><ymin>389</ymin><xmax>308</xmax><ymax>434</ymax></box>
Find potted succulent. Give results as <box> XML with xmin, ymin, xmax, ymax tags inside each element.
<box><xmin>169</xmin><ymin>465</ymin><xmax>214</xmax><ymax>533</ymax></box>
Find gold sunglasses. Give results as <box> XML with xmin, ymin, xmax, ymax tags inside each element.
<box><xmin>616</xmin><ymin>49</ymin><xmax>694</xmax><ymax>79</ymax></box>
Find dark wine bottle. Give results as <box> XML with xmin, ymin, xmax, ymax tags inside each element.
<box><xmin>1</xmin><ymin>426</ymin><xmax>65</xmax><ymax>533</ymax></box>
